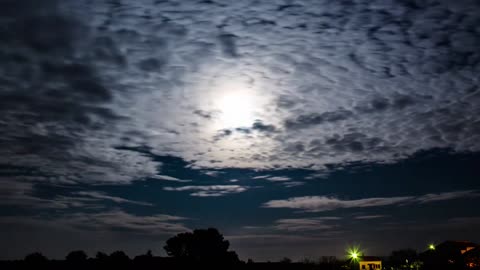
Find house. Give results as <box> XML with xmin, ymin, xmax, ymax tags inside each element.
<box><xmin>420</xmin><ymin>240</ymin><xmax>479</xmax><ymax>270</ymax></box>
<box><xmin>463</xmin><ymin>247</ymin><xmax>480</xmax><ymax>269</ymax></box>
<box><xmin>359</xmin><ymin>256</ymin><xmax>382</xmax><ymax>270</ymax></box>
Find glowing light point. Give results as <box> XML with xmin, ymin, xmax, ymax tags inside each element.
<box><xmin>351</xmin><ymin>252</ymin><xmax>358</xmax><ymax>259</ymax></box>
<box><xmin>429</xmin><ymin>244</ymin><xmax>435</xmax><ymax>250</ymax></box>
<box><xmin>347</xmin><ymin>246</ymin><xmax>362</xmax><ymax>262</ymax></box>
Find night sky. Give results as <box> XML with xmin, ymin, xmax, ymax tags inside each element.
<box><xmin>1</xmin><ymin>0</ymin><xmax>480</xmax><ymax>261</ymax></box>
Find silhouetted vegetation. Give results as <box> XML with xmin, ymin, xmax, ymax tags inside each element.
<box><xmin>164</xmin><ymin>227</ymin><xmax>240</xmax><ymax>265</ymax></box>
<box><xmin>1</xmin><ymin>232</ymin><xmax>479</xmax><ymax>270</ymax></box>
<box><xmin>384</xmin><ymin>249</ymin><xmax>422</xmax><ymax>270</ymax></box>
<box><xmin>66</xmin><ymin>250</ymin><xmax>88</xmax><ymax>263</ymax></box>
<box><xmin>24</xmin><ymin>252</ymin><xmax>48</xmax><ymax>264</ymax></box>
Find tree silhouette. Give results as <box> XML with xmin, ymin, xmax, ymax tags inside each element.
<box><xmin>109</xmin><ymin>250</ymin><xmax>130</xmax><ymax>263</ymax></box>
<box><xmin>164</xmin><ymin>228</ymin><xmax>240</xmax><ymax>264</ymax></box>
<box><xmin>24</xmin><ymin>252</ymin><xmax>48</xmax><ymax>264</ymax></box>
<box><xmin>388</xmin><ymin>249</ymin><xmax>419</xmax><ymax>269</ymax></box>
<box><xmin>66</xmin><ymin>250</ymin><xmax>88</xmax><ymax>262</ymax></box>
<box><xmin>133</xmin><ymin>250</ymin><xmax>154</xmax><ymax>264</ymax></box>
<box><xmin>95</xmin><ymin>251</ymin><xmax>108</xmax><ymax>261</ymax></box>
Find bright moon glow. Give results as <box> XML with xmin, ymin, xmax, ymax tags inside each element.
<box><xmin>213</xmin><ymin>81</ymin><xmax>258</xmax><ymax>129</ymax></box>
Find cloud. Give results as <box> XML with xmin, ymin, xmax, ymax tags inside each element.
<box><xmin>415</xmin><ymin>190</ymin><xmax>480</xmax><ymax>203</ymax></box>
<box><xmin>252</xmin><ymin>121</ymin><xmax>277</xmax><ymax>133</ymax></box>
<box><xmin>0</xmin><ymin>176</ymin><xmax>154</xmax><ymax>209</ymax></box>
<box><xmin>0</xmin><ymin>178</ymin><xmax>70</xmax><ymax>209</ymax></box>
<box><xmin>152</xmin><ymin>175</ymin><xmax>192</xmax><ymax>183</ymax></box>
<box><xmin>281</xmin><ymin>181</ymin><xmax>305</xmax><ymax>188</ymax></box>
<box><xmin>284</xmin><ymin>110</ymin><xmax>354</xmax><ymax>130</ymax></box>
<box><xmin>218</xmin><ymin>33</ymin><xmax>238</xmax><ymax>58</ymax></box>
<box><xmin>353</xmin><ymin>215</ymin><xmax>388</xmax><ymax>220</ymax></box>
<box><xmin>273</xmin><ymin>217</ymin><xmax>339</xmax><ymax>231</ymax></box>
<box><xmin>74</xmin><ymin>191</ymin><xmax>153</xmax><ymax>206</ymax></box>
<box><xmin>0</xmin><ymin>0</ymin><xmax>164</xmax><ymax>187</ymax></box>
<box><xmin>263</xmin><ymin>190</ymin><xmax>480</xmax><ymax>212</ymax></box>
<box><xmin>253</xmin><ymin>175</ymin><xmax>271</xmax><ymax>179</ymax></box>
<box><xmin>1</xmin><ymin>0</ymin><xmax>480</xmax><ymax>183</ymax></box>
<box><xmin>62</xmin><ymin>210</ymin><xmax>189</xmax><ymax>234</ymax></box>
<box><xmin>163</xmin><ymin>185</ymin><xmax>249</xmax><ymax>197</ymax></box>
<box><xmin>0</xmin><ymin>210</ymin><xmax>189</xmax><ymax>235</ymax></box>
<box><xmin>305</xmin><ymin>172</ymin><xmax>329</xmax><ymax>180</ymax></box>
<box><xmin>202</xmin><ymin>170</ymin><xmax>223</xmax><ymax>177</ymax></box>
<box><xmin>266</xmin><ymin>176</ymin><xmax>291</xmax><ymax>182</ymax></box>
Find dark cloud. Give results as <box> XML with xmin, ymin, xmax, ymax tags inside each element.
<box><xmin>252</xmin><ymin>121</ymin><xmax>277</xmax><ymax>133</ymax></box>
<box><xmin>193</xmin><ymin>109</ymin><xmax>215</xmax><ymax>119</ymax></box>
<box><xmin>0</xmin><ymin>1</ymin><xmax>115</xmax><ymax>146</ymax></box>
<box><xmin>136</xmin><ymin>58</ymin><xmax>166</xmax><ymax>72</ymax></box>
<box><xmin>355</xmin><ymin>95</ymin><xmax>416</xmax><ymax>113</ymax></box>
<box><xmin>214</xmin><ymin>121</ymin><xmax>277</xmax><ymax>140</ymax></box>
<box><xmin>285</xmin><ymin>110</ymin><xmax>353</xmax><ymax>130</ymax></box>
<box><xmin>0</xmin><ymin>0</ymin><xmax>163</xmax><ymax>186</ymax></box>
<box><xmin>218</xmin><ymin>33</ymin><xmax>238</xmax><ymax>58</ymax></box>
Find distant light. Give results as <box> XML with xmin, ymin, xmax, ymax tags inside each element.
<box><xmin>429</xmin><ymin>244</ymin><xmax>435</xmax><ymax>250</ymax></box>
<box><xmin>347</xmin><ymin>246</ymin><xmax>361</xmax><ymax>261</ymax></box>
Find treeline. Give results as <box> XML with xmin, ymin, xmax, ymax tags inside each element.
<box><xmin>1</xmin><ymin>228</ymin><xmax>478</xmax><ymax>270</ymax></box>
<box><xmin>0</xmin><ymin>252</ymin><xmax>346</xmax><ymax>270</ymax></box>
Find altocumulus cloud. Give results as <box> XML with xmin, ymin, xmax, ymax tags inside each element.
<box><xmin>0</xmin><ymin>210</ymin><xmax>190</xmax><ymax>235</ymax></box>
<box><xmin>62</xmin><ymin>210</ymin><xmax>189</xmax><ymax>234</ymax></box>
<box><xmin>262</xmin><ymin>190</ymin><xmax>480</xmax><ymax>212</ymax></box>
<box><xmin>273</xmin><ymin>217</ymin><xmax>340</xmax><ymax>231</ymax></box>
<box><xmin>1</xmin><ymin>0</ymin><xmax>480</xmax><ymax>187</ymax></box>
<box><xmin>163</xmin><ymin>185</ymin><xmax>249</xmax><ymax>197</ymax></box>
<box><xmin>0</xmin><ymin>180</ymin><xmax>152</xmax><ymax>209</ymax></box>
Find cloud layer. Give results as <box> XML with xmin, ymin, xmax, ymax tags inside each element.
<box><xmin>0</xmin><ymin>0</ymin><xmax>479</xmax><ymax>189</ymax></box>
<box><xmin>263</xmin><ymin>190</ymin><xmax>480</xmax><ymax>212</ymax></box>
<box><xmin>163</xmin><ymin>185</ymin><xmax>248</xmax><ymax>197</ymax></box>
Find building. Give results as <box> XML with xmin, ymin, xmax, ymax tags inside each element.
<box><xmin>420</xmin><ymin>240</ymin><xmax>479</xmax><ymax>270</ymax></box>
<box><xmin>359</xmin><ymin>256</ymin><xmax>382</xmax><ymax>270</ymax></box>
<box><xmin>464</xmin><ymin>247</ymin><xmax>480</xmax><ymax>269</ymax></box>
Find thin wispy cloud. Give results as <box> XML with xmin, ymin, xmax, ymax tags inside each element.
<box><xmin>253</xmin><ymin>175</ymin><xmax>271</xmax><ymax>179</ymax></box>
<box><xmin>266</xmin><ymin>176</ymin><xmax>291</xmax><ymax>182</ymax></box>
<box><xmin>273</xmin><ymin>217</ymin><xmax>340</xmax><ymax>231</ymax></box>
<box><xmin>263</xmin><ymin>190</ymin><xmax>480</xmax><ymax>212</ymax></box>
<box><xmin>163</xmin><ymin>185</ymin><xmax>248</xmax><ymax>197</ymax></box>
<box><xmin>60</xmin><ymin>210</ymin><xmax>189</xmax><ymax>234</ymax></box>
<box><xmin>281</xmin><ymin>181</ymin><xmax>306</xmax><ymax>188</ymax></box>
<box><xmin>75</xmin><ymin>191</ymin><xmax>153</xmax><ymax>206</ymax></box>
<box><xmin>152</xmin><ymin>175</ymin><xmax>192</xmax><ymax>183</ymax></box>
<box><xmin>354</xmin><ymin>215</ymin><xmax>389</xmax><ymax>220</ymax></box>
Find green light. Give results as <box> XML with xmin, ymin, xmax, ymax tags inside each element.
<box><xmin>429</xmin><ymin>244</ymin><xmax>435</xmax><ymax>250</ymax></box>
<box><xmin>347</xmin><ymin>246</ymin><xmax>361</xmax><ymax>261</ymax></box>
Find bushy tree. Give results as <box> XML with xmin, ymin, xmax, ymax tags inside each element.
<box><xmin>95</xmin><ymin>251</ymin><xmax>108</xmax><ymax>261</ymax></box>
<box><xmin>164</xmin><ymin>228</ymin><xmax>240</xmax><ymax>264</ymax></box>
<box><xmin>388</xmin><ymin>249</ymin><xmax>419</xmax><ymax>269</ymax></box>
<box><xmin>66</xmin><ymin>250</ymin><xmax>88</xmax><ymax>262</ymax></box>
<box><xmin>24</xmin><ymin>252</ymin><xmax>48</xmax><ymax>263</ymax></box>
<box><xmin>109</xmin><ymin>250</ymin><xmax>130</xmax><ymax>263</ymax></box>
